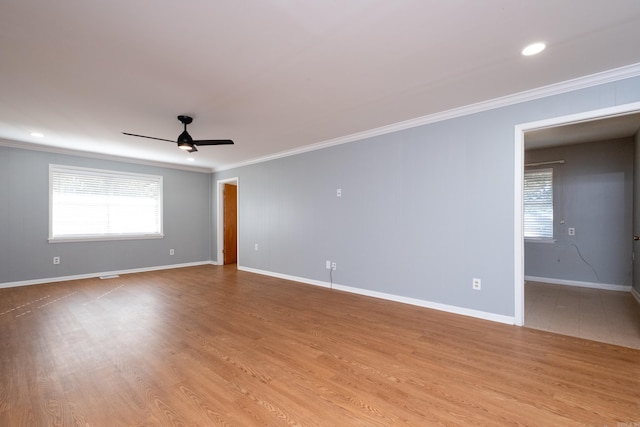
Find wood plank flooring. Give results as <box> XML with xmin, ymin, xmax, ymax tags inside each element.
<box><xmin>1</xmin><ymin>265</ymin><xmax>639</xmax><ymax>426</ymax></box>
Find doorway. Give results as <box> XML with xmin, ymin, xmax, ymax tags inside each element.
<box><xmin>514</xmin><ymin>102</ymin><xmax>640</xmax><ymax>326</ymax></box>
<box><xmin>217</xmin><ymin>177</ymin><xmax>239</xmax><ymax>266</ymax></box>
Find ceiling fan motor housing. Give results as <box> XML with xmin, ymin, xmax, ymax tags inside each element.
<box><xmin>177</xmin><ymin>115</ymin><xmax>194</xmax><ymax>143</ymax></box>
<box><xmin>178</xmin><ymin>130</ymin><xmax>193</xmax><ymax>143</ymax></box>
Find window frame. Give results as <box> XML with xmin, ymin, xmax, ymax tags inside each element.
<box><xmin>49</xmin><ymin>164</ymin><xmax>164</xmax><ymax>243</ymax></box>
<box><xmin>523</xmin><ymin>167</ymin><xmax>554</xmax><ymax>242</ymax></box>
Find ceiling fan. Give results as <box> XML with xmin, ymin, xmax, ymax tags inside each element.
<box><xmin>123</xmin><ymin>115</ymin><xmax>234</xmax><ymax>153</ymax></box>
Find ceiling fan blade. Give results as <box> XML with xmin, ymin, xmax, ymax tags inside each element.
<box><xmin>122</xmin><ymin>132</ymin><xmax>175</xmax><ymax>143</ymax></box>
<box><xmin>193</xmin><ymin>139</ymin><xmax>234</xmax><ymax>146</ymax></box>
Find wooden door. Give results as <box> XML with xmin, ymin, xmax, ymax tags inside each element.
<box><xmin>223</xmin><ymin>183</ymin><xmax>237</xmax><ymax>265</ymax></box>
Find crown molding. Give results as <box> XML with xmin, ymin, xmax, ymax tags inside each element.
<box><xmin>0</xmin><ymin>138</ymin><xmax>211</xmax><ymax>173</ymax></box>
<box><xmin>4</xmin><ymin>63</ymin><xmax>640</xmax><ymax>174</ymax></box>
<box><xmin>214</xmin><ymin>62</ymin><xmax>640</xmax><ymax>172</ymax></box>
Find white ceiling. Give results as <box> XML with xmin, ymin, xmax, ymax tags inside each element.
<box><xmin>525</xmin><ymin>112</ymin><xmax>640</xmax><ymax>151</ymax></box>
<box><xmin>2</xmin><ymin>0</ymin><xmax>640</xmax><ymax>171</ymax></box>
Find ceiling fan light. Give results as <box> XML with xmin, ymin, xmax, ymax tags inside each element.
<box><xmin>178</xmin><ymin>141</ymin><xmax>194</xmax><ymax>150</ymax></box>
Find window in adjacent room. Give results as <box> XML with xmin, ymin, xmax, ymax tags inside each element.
<box><xmin>49</xmin><ymin>164</ymin><xmax>163</xmax><ymax>242</ymax></box>
<box><xmin>524</xmin><ymin>168</ymin><xmax>553</xmax><ymax>240</ymax></box>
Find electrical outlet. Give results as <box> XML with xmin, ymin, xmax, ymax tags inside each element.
<box><xmin>472</xmin><ymin>278</ymin><xmax>481</xmax><ymax>290</ymax></box>
<box><xmin>53</xmin><ymin>256</ymin><xmax>60</xmax><ymax>265</ymax></box>
<box><xmin>255</xmin><ymin>243</ymin><xmax>259</xmax><ymax>251</ymax></box>
<box><xmin>331</xmin><ymin>262</ymin><xmax>337</xmax><ymax>271</ymax></box>
<box><xmin>169</xmin><ymin>249</ymin><xmax>175</xmax><ymax>255</ymax></box>
<box><xmin>325</xmin><ymin>260</ymin><xmax>331</xmax><ymax>269</ymax></box>
<box><xmin>568</xmin><ymin>227</ymin><xmax>575</xmax><ymax>236</ymax></box>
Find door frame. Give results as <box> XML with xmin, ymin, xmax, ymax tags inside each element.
<box><xmin>513</xmin><ymin>101</ymin><xmax>640</xmax><ymax>326</ymax></box>
<box><xmin>216</xmin><ymin>177</ymin><xmax>239</xmax><ymax>266</ymax></box>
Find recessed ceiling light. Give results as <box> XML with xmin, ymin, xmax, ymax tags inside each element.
<box><xmin>30</xmin><ymin>132</ymin><xmax>44</xmax><ymax>138</ymax></box>
<box><xmin>187</xmin><ymin>157</ymin><xmax>195</xmax><ymax>162</ymax></box>
<box><xmin>522</xmin><ymin>42</ymin><xmax>546</xmax><ymax>56</ymax></box>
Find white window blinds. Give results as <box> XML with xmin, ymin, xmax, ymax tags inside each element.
<box><xmin>523</xmin><ymin>168</ymin><xmax>553</xmax><ymax>239</ymax></box>
<box><xmin>49</xmin><ymin>165</ymin><xmax>163</xmax><ymax>242</ymax></box>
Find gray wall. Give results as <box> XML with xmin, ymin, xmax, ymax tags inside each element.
<box><xmin>524</xmin><ymin>139</ymin><xmax>634</xmax><ymax>286</ymax></box>
<box><xmin>214</xmin><ymin>75</ymin><xmax>640</xmax><ymax>318</ymax></box>
<box><xmin>3</xmin><ymin>75</ymin><xmax>640</xmax><ymax>318</ymax></box>
<box><xmin>0</xmin><ymin>147</ymin><xmax>212</xmax><ymax>284</ymax></box>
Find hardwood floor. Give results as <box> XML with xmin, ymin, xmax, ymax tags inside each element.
<box><xmin>1</xmin><ymin>265</ymin><xmax>639</xmax><ymax>426</ymax></box>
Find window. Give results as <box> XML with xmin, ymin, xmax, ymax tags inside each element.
<box><xmin>524</xmin><ymin>168</ymin><xmax>553</xmax><ymax>240</ymax></box>
<box><xmin>49</xmin><ymin>165</ymin><xmax>163</xmax><ymax>242</ymax></box>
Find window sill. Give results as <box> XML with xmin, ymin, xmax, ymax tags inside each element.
<box><xmin>49</xmin><ymin>234</ymin><xmax>164</xmax><ymax>243</ymax></box>
<box><xmin>524</xmin><ymin>238</ymin><xmax>556</xmax><ymax>244</ymax></box>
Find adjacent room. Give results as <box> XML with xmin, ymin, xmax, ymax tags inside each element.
<box><xmin>523</xmin><ymin>115</ymin><xmax>640</xmax><ymax>348</ymax></box>
<box><xmin>1</xmin><ymin>1</ymin><xmax>640</xmax><ymax>425</ymax></box>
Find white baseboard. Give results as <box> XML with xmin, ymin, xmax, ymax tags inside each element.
<box><xmin>0</xmin><ymin>261</ymin><xmax>212</xmax><ymax>289</ymax></box>
<box><xmin>524</xmin><ymin>276</ymin><xmax>631</xmax><ymax>292</ymax></box>
<box><xmin>4</xmin><ymin>262</ymin><xmax>524</xmax><ymax>325</ymax></box>
<box><xmin>632</xmin><ymin>287</ymin><xmax>640</xmax><ymax>305</ymax></box>
<box><xmin>239</xmin><ymin>266</ymin><xmax>515</xmax><ymax>325</ymax></box>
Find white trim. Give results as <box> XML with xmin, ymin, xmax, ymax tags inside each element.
<box><xmin>238</xmin><ymin>266</ymin><xmax>515</xmax><ymax>325</ymax></box>
<box><xmin>524</xmin><ymin>238</ymin><xmax>557</xmax><ymax>244</ymax></box>
<box><xmin>2</xmin><ymin>64</ymin><xmax>640</xmax><ymax>174</ymax></box>
<box><xmin>0</xmin><ymin>138</ymin><xmax>211</xmax><ymax>173</ymax></box>
<box><xmin>215</xmin><ymin>63</ymin><xmax>640</xmax><ymax>172</ymax></box>
<box><xmin>516</xmin><ymin>101</ymin><xmax>640</xmax><ymax>135</ymax></box>
<box><xmin>514</xmin><ymin>125</ymin><xmax>525</xmax><ymax>326</ymax></box>
<box><xmin>216</xmin><ymin>177</ymin><xmax>239</xmax><ymax>266</ymax></box>
<box><xmin>48</xmin><ymin>234</ymin><xmax>165</xmax><ymax>243</ymax></box>
<box><xmin>514</xmin><ymin>101</ymin><xmax>640</xmax><ymax>326</ymax></box>
<box><xmin>632</xmin><ymin>287</ymin><xmax>640</xmax><ymax>305</ymax></box>
<box><xmin>0</xmin><ymin>261</ymin><xmax>211</xmax><ymax>289</ymax></box>
<box><xmin>238</xmin><ymin>266</ymin><xmax>330</xmax><ymax>288</ymax></box>
<box><xmin>525</xmin><ymin>276</ymin><xmax>632</xmax><ymax>292</ymax></box>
